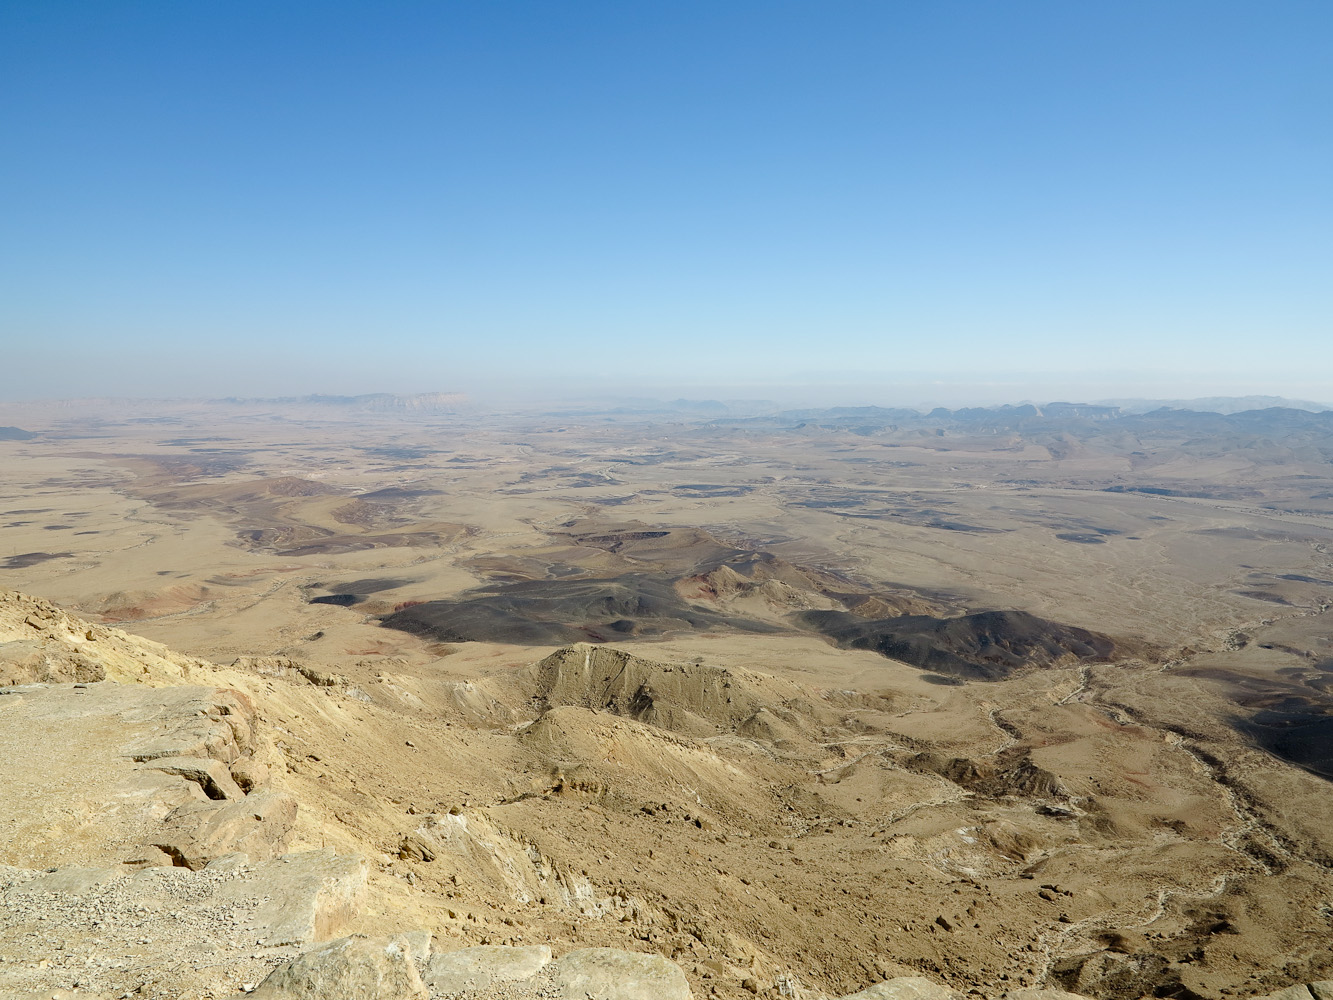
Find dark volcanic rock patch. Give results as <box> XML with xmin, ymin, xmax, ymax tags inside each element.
<box><xmin>673</xmin><ymin>484</ymin><xmax>755</xmax><ymax>498</ymax></box>
<box><xmin>1242</xmin><ymin>711</ymin><xmax>1333</xmax><ymax>778</ymax></box>
<box><xmin>313</xmin><ymin>577</ymin><xmax>415</xmax><ymax>597</ymax></box>
<box><xmin>1180</xmin><ymin>663</ymin><xmax>1333</xmax><ymax>780</ymax></box>
<box><xmin>1056</xmin><ymin>532</ymin><xmax>1108</xmax><ymax>544</ymax></box>
<box><xmin>1233</xmin><ymin>590</ymin><xmax>1293</xmax><ymax>605</ymax></box>
<box><xmin>379</xmin><ymin>575</ymin><xmax>781</xmax><ymax>645</ymax></box>
<box><xmin>1</xmin><ymin>551</ymin><xmax>73</xmax><ymax>570</ymax></box>
<box><xmin>799</xmin><ymin>608</ymin><xmax>1118</xmax><ymax>681</ymax></box>
<box><xmin>1279</xmin><ymin>573</ymin><xmax>1333</xmax><ymax>585</ymax></box>
<box><xmin>555</xmin><ymin>524</ymin><xmax>747</xmax><ymax>576</ymax></box>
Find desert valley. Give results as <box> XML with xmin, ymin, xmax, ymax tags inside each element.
<box><xmin>1</xmin><ymin>393</ymin><xmax>1332</xmax><ymax>1000</ymax></box>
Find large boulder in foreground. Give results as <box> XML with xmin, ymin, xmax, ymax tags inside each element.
<box><xmin>245</xmin><ymin>935</ymin><xmax>427</xmax><ymax>1000</ymax></box>
<box><xmin>424</xmin><ymin>944</ymin><xmax>553</xmax><ymax>993</ymax></box>
<box><xmin>548</xmin><ymin>947</ymin><xmax>691</xmax><ymax>1000</ymax></box>
<box><xmin>241</xmin><ymin>941</ymin><xmax>694</xmax><ymax>1000</ymax></box>
<box><xmin>0</xmin><ymin>850</ymin><xmax>367</xmax><ymax>998</ymax></box>
<box><xmin>1247</xmin><ymin>984</ymin><xmax>1333</xmax><ymax>1000</ymax></box>
<box><xmin>154</xmin><ymin>788</ymin><xmax>298</xmax><ymax>870</ymax></box>
<box><xmin>838</xmin><ymin>977</ymin><xmax>961</xmax><ymax>1000</ymax></box>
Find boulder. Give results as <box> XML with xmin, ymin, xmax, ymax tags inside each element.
<box><xmin>1250</xmin><ymin>987</ymin><xmax>1333</xmax><ymax>1000</ymax></box>
<box><xmin>840</xmin><ymin>978</ymin><xmax>959</xmax><ymax>1000</ymax></box>
<box><xmin>0</xmin><ymin>850</ymin><xmax>369</xmax><ymax>998</ymax></box>
<box><xmin>230</xmin><ymin>757</ymin><xmax>271</xmax><ymax>792</ymax></box>
<box><xmin>142</xmin><ymin>755</ymin><xmax>245</xmax><ymax>800</ymax></box>
<box><xmin>217</xmin><ymin>849</ymin><xmax>368</xmax><ymax>945</ymax></box>
<box><xmin>424</xmin><ymin>944</ymin><xmax>553</xmax><ymax>993</ymax></box>
<box><xmin>122</xmin><ymin>688</ymin><xmax>256</xmax><ymax>764</ymax></box>
<box><xmin>245</xmin><ymin>934</ymin><xmax>427</xmax><ymax>999</ymax></box>
<box><xmin>154</xmin><ymin>788</ymin><xmax>297</xmax><ymax>869</ymax></box>
<box><xmin>4</xmin><ymin>865</ymin><xmax>121</xmax><ymax>896</ymax></box>
<box><xmin>549</xmin><ymin>947</ymin><xmax>691</xmax><ymax>1000</ymax></box>
<box><xmin>0</xmin><ymin>639</ymin><xmax>105</xmax><ymax>684</ymax></box>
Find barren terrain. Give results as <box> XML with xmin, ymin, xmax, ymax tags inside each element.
<box><xmin>2</xmin><ymin>394</ymin><xmax>1332</xmax><ymax>1000</ymax></box>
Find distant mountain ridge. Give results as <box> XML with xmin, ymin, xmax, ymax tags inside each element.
<box><xmin>221</xmin><ymin>391</ymin><xmax>468</xmax><ymax>413</ymax></box>
<box><xmin>1097</xmin><ymin>395</ymin><xmax>1331</xmax><ymax>414</ymax></box>
<box><xmin>721</xmin><ymin>402</ymin><xmax>1333</xmax><ymax>435</ymax></box>
<box><xmin>540</xmin><ymin>394</ymin><xmax>1331</xmax><ymax>422</ymax></box>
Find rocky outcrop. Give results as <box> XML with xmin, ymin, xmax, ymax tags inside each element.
<box><xmin>245</xmin><ymin>934</ymin><xmax>428</xmax><ymax>999</ymax></box>
<box><xmin>155</xmin><ymin>788</ymin><xmax>298</xmax><ymax>870</ymax></box>
<box><xmin>0</xmin><ymin>679</ymin><xmax>290</xmax><ymax>870</ymax></box>
<box><xmin>261</xmin><ymin>941</ymin><xmax>688</xmax><ymax>1000</ymax></box>
<box><xmin>548</xmin><ymin>948</ymin><xmax>691</xmax><ymax>1000</ymax></box>
<box><xmin>0</xmin><ymin>851</ymin><xmax>367</xmax><ymax>998</ymax></box>
<box><xmin>1249</xmin><ymin>984</ymin><xmax>1333</xmax><ymax>1000</ymax></box>
<box><xmin>908</xmin><ymin>749</ymin><xmax>1068</xmax><ymax>801</ymax></box>
<box><xmin>232</xmin><ymin>655</ymin><xmax>351</xmax><ymax>688</ymax></box>
<box><xmin>839</xmin><ymin>977</ymin><xmax>960</xmax><ymax>1000</ymax></box>
<box><xmin>519</xmin><ymin>643</ymin><xmax>816</xmax><ymax>737</ymax></box>
<box><xmin>143</xmin><ymin>755</ymin><xmax>246</xmax><ymax>799</ymax></box>
<box><xmin>0</xmin><ymin>589</ymin><xmax>208</xmax><ymax>683</ymax></box>
<box><xmin>0</xmin><ymin>638</ymin><xmax>105</xmax><ymax>684</ymax></box>
<box><xmin>424</xmin><ymin>944</ymin><xmax>553</xmax><ymax>993</ymax></box>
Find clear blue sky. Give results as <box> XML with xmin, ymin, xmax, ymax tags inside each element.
<box><xmin>2</xmin><ymin>1</ymin><xmax>1329</xmax><ymax>404</ymax></box>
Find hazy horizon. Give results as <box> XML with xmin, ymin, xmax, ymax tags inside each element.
<box><xmin>2</xmin><ymin>378</ymin><xmax>1331</xmax><ymax>416</ymax></box>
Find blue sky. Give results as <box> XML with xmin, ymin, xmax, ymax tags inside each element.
<box><xmin>2</xmin><ymin>1</ymin><xmax>1329</xmax><ymax>405</ymax></box>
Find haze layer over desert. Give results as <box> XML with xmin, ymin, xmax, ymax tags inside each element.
<box><xmin>2</xmin><ymin>393</ymin><xmax>1332</xmax><ymax>1000</ymax></box>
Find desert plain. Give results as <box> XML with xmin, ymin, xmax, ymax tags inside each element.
<box><xmin>1</xmin><ymin>393</ymin><xmax>1332</xmax><ymax>1000</ymax></box>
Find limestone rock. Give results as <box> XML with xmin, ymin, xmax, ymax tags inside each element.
<box><xmin>0</xmin><ymin>850</ymin><xmax>369</xmax><ymax>998</ymax></box>
<box><xmin>1002</xmin><ymin>990</ymin><xmax>1096</xmax><ymax>1000</ymax></box>
<box><xmin>229</xmin><ymin>849</ymin><xmax>369</xmax><ymax>945</ymax></box>
<box><xmin>245</xmin><ymin>934</ymin><xmax>427</xmax><ymax>1000</ymax></box>
<box><xmin>123</xmin><ymin>687</ymin><xmax>257</xmax><ymax>764</ymax></box>
<box><xmin>5</xmin><ymin>865</ymin><xmax>121</xmax><ymax>896</ymax></box>
<box><xmin>839</xmin><ymin>977</ymin><xmax>960</xmax><ymax>1000</ymax></box>
<box><xmin>549</xmin><ymin>947</ymin><xmax>691</xmax><ymax>1000</ymax></box>
<box><xmin>0</xmin><ymin>589</ymin><xmax>208</xmax><ymax>683</ymax></box>
<box><xmin>394</xmin><ymin>929</ymin><xmax>434</xmax><ymax>966</ymax></box>
<box><xmin>142</xmin><ymin>755</ymin><xmax>245</xmax><ymax>800</ymax></box>
<box><xmin>0</xmin><ymin>681</ymin><xmax>265</xmax><ymax>869</ymax></box>
<box><xmin>231</xmin><ymin>757</ymin><xmax>271</xmax><ymax>792</ymax></box>
<box><xmin>0</xmin><ymin>639</ymin><xmax>105</xmax><ymax>684</ymax></box>
<box><xmin>1250</xmin><ymin>988</ymin><xmax>1329</xmax><ymax>1000</ymax></box>
<box><xmin>232</xmin><ymin>656</ymin><xmax>349</xmax><ymax>688</ymax></box>
<box><xmin>206</xmin><ymin>851</ymin><xmax>251</xmax><ymax>871</ymax></box>
<box><xmin>154</xmin><ymin>788</ymin><xmax>297</xmax><ymax>869</ymax></box>
<box><xmin>425</xmin><ymin>944</ymin><xmax>553</xmax><ymax>993</ymax></box>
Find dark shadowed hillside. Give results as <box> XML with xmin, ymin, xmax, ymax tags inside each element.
<box><xmin>800</xmin><ymin>608</ymin><xmax>1120</xmax><ymax>680</ymax></box>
